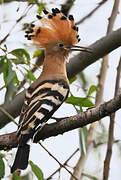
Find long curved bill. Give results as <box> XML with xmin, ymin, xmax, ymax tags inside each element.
<box><xmin>65</xmin><ymin>45</ymin><xmax>92</xmax><ymax>53</ymax></box>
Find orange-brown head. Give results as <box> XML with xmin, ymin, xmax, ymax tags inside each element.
<box><xmin>25</xmin><ymin>8</ymin><xmax>90</xmax><ymax>58</ymax></box>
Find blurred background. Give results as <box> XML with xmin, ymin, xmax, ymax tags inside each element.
<box><xmin>0</xmin><ymin>0</ymin><xmax>121</xmax><ymax>179</ymax></box>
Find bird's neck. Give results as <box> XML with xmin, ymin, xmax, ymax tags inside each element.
<box><xmin>31</xmin><ymin>53</ymin><xmax>69</xmax><ymax>89</ymax></box>
<box><xmin>40</xmin><ymin>54</ymin><xmax>68</xmax><ymax>82</ymax></box>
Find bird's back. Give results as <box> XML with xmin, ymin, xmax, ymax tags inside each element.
<box><xmin>17</xmin><ymin>78</ymin><xmax>69</xmax><ymax>145</ymax></box>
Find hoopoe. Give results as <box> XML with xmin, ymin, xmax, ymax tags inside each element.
<box><xmin>11</xmin><ymin>8</ymin><xmax>90</xmax><ymax>173</ymax></box>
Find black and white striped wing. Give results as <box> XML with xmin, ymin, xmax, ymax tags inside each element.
<box><xmin>17</xmin><ymin>79</ymin><xmax>69</xmax><ymax>145</ymax></box>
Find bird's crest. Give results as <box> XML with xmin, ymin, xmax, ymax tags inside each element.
<box><xmin>25</xmin><ymin>8</ymin><xmax>80</xmax><ymax>48</ymax></box>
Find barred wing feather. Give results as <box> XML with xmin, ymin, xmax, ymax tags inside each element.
<box><xmin>17</xmin><ymin>79</ymin><xmax>69</xmax><ymax>145</ymax></box>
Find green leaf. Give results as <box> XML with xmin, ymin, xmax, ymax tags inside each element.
<box><xmin>33</xmin><ymin>49</ymin><xmax>42</xmax><ymax>58</ymax></box>
<box><xmin>10</xmin><ymin>49</ymin><xmax>30</xmax><ymax>65</ymax></box>
<box><xmin>10</xmin><ymin>58</ymin><xmax>26</xmax><ymax>65</ymax></box>
<box><xmin>13</xmin><ymin>172</ymin><xmax>21</xmax><ymax>180</ymax></box>
<box><xmin>66</xmin><ymin>94</ymin><xmax>94</xmax><ymax>107</ymax></box>
<box><xmin>0</xmin><ymin>56</ymin><xmax>5</xmax><ymax>74</ymax></box>
<box><xmin>6</xmin><ymin>65</ymin><xmax>16</xmax><ymax>85</ymax></box>
<box><xmin>27</xmin><ymin>70</ymin><xmax>36</xmax><ymax>82</ymax></box>
<box><xmin>3</xmin><ymin>61</ymin><xmax>17</xmax><ymax>100</ymax></box>
<box><xmin>37</xmin><ymin>2</ymin><xmax>45</xmax><ymax>14</ymax></box>
<box><xmin>80</xmin><ymin>98</ymin><xmax>94</xmax><ymax>107</ymax></box>
<box><xmin>29</xmin><ymin>160</ymin><xmax>44</xmax><ymax>180</ymax></box>
<box><xmin>3</xmin><ymin>61</ymin><xmax>15</xmax><ymax>86</ymax></box>
<box><xmin>3</xmin><ymin>62</ymin><xmax>8</xmax><ymax>85</ymax></box>
<box><xmin>87</xmin><ymin>85</ymin><xmax>98</xmax><ymax>97</ymax></box>
<box><xmin>0</xmin><ymin>155</ymin><xmax>5</xmax><ymax>179</ymax></box>
<box><xmin>0</xmin><ymin>153</ymin><xmax>5</xmax><ymax>158</ymax></box>
<box><xmin>24</xmin><ymin>68</ymin><xmax>36</xmax><ymax>83</ymax></box>
<box><xmin>69</xmin><ymin>76</ymin><xmax>77</xmax><ymax>84</ymax></box>
<box><xmin>79</xmin><ymin>127</ymin><xmax>88</xmax><ymax>156</ymax></box>
<box><xmin>14</xmin><ymin>72</ymin><xmax>19</xmax><ymax>85</ymax></box>
<box><xmin>5</xmin><ymin>81</ymin><xmax>17</xmax><ymax>101</ymax></box>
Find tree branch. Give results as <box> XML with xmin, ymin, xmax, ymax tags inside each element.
<box><xmin>71</xmin><ymin>1</ymin><xmax>120</xmax><ymax>179</ymax></box>
<box><xmin>46</xmin><ymin>148</ymin><xmax>79</xmax><ymax>180</ymax></box>
<box><xmin>39</xmin><ymin>142</ymin><xmax>78</xmax><ymax>180</ymax></box>
<box><xmin>0</xmin><ymin>28</ymin><xmax>121</xmax><ymax>129</ymax></box>
<box><xmin>0</xmin><ymin>93</ymin><xmax>121</xmax><ymax>150</ymax></box>
<box><xmin>103</xmin><ymin>55</ymin><xmax>121</xmax><ymax>180</ymax></box>
<box><xmin>66</xmin><ymin>28</ymin><xmax>121</xmax><ymax>79</ymax></box>
<box><xmin>102</xmin><ymin>1</ymin><xmax>120</xmax><ymax>179</ymax></box>
<box><xmin>0</xmin><ymin>90</ymin><xmax>25</xmax><ymax>128</ymax></box>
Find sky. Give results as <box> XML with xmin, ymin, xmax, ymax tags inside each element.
<box><xmin>0</xmin><ymin>0</ymin><xmax>121</xmax><ymax>179</ymax></box>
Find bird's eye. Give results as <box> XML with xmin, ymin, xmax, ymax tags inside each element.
<box><xmin>58</xmin><ymin>43</ymin><xmax>64</xmax><ymax>48</ymax></box>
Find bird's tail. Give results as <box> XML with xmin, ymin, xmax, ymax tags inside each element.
<box><xmin>11</xmin><ymin>144</ymin><xmax>30</xmax><ymax>173</ymax></box>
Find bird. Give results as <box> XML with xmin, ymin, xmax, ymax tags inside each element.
<box><xmin>11</xmin><ymin>8</ymin><xmax>90</xmax><ymax>173</ymax></box>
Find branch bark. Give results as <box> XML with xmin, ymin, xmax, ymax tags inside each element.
<box><xmin>66</xmin><ymin>27</ymin><xmax>121</xmax><ymax>79</ymax></box>
<box><xmin>0</xmin><ymin>90</ymin><xmax>25</xmax><ymax>128</ymax></box>
<box><xmin>103</xmin><ymin>56</ymin><xmax>121</xmax><ymax>180</ymax></box>
<box><xmin>102</xmin><ymin>1</ymin><xmax>120</xmax><ymax>179</ymax></box>
<box><xmin>0</xmin><ymin>28</ymin><xmax>121</xmax><ymax>129</ymax></box>
<box><xmin>0</xmin><ymin>93</ymin><xmax>121</xmax><ymax>150</ymax></box>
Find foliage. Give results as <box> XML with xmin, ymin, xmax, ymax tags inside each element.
<box><xmin>0</xmin><ymin>46</ymin><xmax>35</xmax><ymax>101</ymax></box>
<box><xmin>13</xmin><ymin>172</ymin><xmax>21</xmax><ymax>180</ymax></box>
<box><xmin>66</xmin><ymin>85</ymin><xmax>97</xmax><ymax>156</ymax></box>
<box><xmin>29</xmin><ymin>160</ymin><xmax>44</xmax><ymax>180</ymax></box>
<box><xmin>0</xmin><ymin>154</ymin><xmax>5</xmax><ymax>179</ymax></box>
<box><xmin>33</xmin><ymin>49</ymin><xmax>43</xmax><ymax>58</ymax></box>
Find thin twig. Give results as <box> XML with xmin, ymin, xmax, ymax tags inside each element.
<box><xmin>0</xmin><ymin>4</ymin><xmax>33</xmax><ymax>44</ymax></box>
<box><xmin>61</xmin><ymin>0</ymin><xmax>75</xmax><ymax>16</ymax></box>
<box><xmin>46</xmin><ymin>148</ymin><xmax>79</xmax><ymax>180</ymax></box>
<box><xmin>38</xmin><ymin>142</ymin><xmax>78</xmax><ymax>180</ymax></box>
<box><xmin>0</xmin><ymin>107</ymin><xmax>18</xmax><ymax>126</ymax></box>
<box><xmin>102</xmin><ymin>0</ymin><xmax>120</xmax><ymax>179</ymax></box>
<box><xmin>75</xmin><ymin>0</ymin><xmax>108</xmax><ymax>25</ymax></box>
<box><xmin>16</xmin><ymin>51</ymin><xmax>44</xmax><ymax>93</ymax></box>
<box><xmin>114</xmin><ymin>58</ymin><xmax>121</xmax><ymax>97</ymax></box>
<box><xmin>70</xmin><ymin>0</ymin><xmax>120</xmax><ymax>179</ymax></box>
<box><xmin>103</xmin><ymin>55</ymin><xmax>121</xmax><ymax>180</ymax></box>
